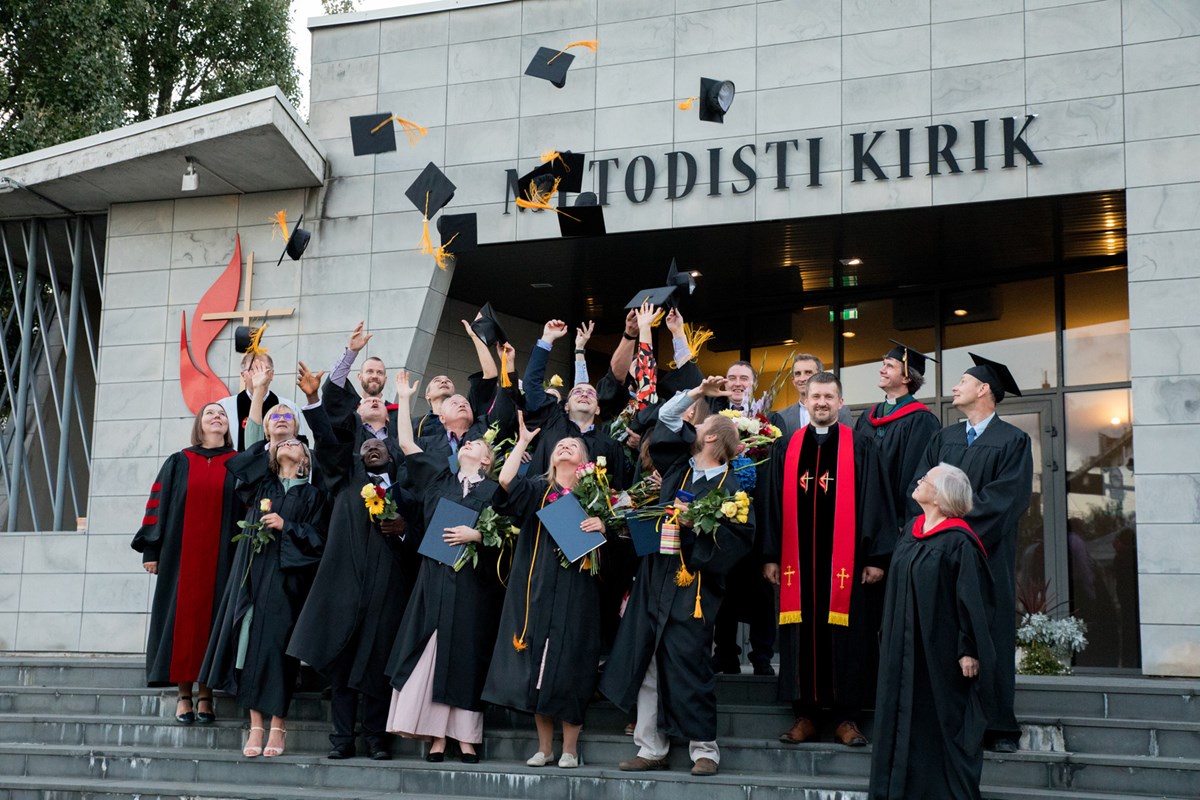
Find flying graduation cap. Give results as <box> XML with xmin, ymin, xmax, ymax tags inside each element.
<box><xmin>558</xmin><ymin>192</ymin><xmax>605</xmax><ymax>238</ymax></box>
<box><xmin>679</xmin><ymin>78</ymin><xmax>737</xmax><ymax>123</ymax></box>
<box><xmin>405</xmin><ymin>162</ymin><xmax>457</xmax><ymax>256</ymax></box>
<box><xmin>624</xmin><ymin>258</ymin><xmax>697</xmax><ymax>311</ymax></box>
<box><xmin>965</xmin><ymin>352</ymin><xmax>1021</xmax><ymax>403</ymax></box>
<box><xmin>885</xmin><ymin>339</ymin><xmax>937</xmax><ymax>378</ymax></box>
<box><xmin>435</xmin><ymin>213</ymin><xmax>477</xmax><ymax>268</ymax></box>
<box><xmin>349</xmin><ymin>112</ymin><xmax>428</xmax><ymax>156</ymax></box>
<box><xmin>470</xmin><ymin>303</ymin><xmax>513</xmax><ymax>387</ymax></box>
<box><xmin>235</xmin><ymin>324</ymin><xmax>268</xmax><ymax>355</ymax></box>
<box><xmin>524</xmin><ymin>40</ymin><xmax>598</xmax><ymax>88</ymax></box>
<box><xmin>272</xmin><ymin>211</ymin><xmax>310</xmax><ymax>266</ymax></box>
<box><xmin>540</xmin><ymin>150</ymin><xmax>586</xmax><ymax>194</ymax></box>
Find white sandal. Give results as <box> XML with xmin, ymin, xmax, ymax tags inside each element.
<box><xmin>242</xmin><ymin>726</ymin><xmax>264</xmax><ymax>758</ymax></box>
<box><xmin>263</xmin><ymin>726</ymin><xmax>287</xmax><ymax>757</ymax></box>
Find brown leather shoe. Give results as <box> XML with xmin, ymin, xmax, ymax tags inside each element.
<box><xmin>835</xmin><ymin>720</ymin><xmax>868</xmax><ymax>746</ymax></box>
<box><xmin>779</xmin><ymin>717</ymin><xmax>818</xmax><ymax>743</ymax></box>
<box><xmin>618</xmin><ymin>755</ymin><xmax>670</xmax><ymax>771</ymax></box>
<box><xmin>691</xmin><ymin>757</ymin><xmax>718</xmax><ymax>776</ymax></box>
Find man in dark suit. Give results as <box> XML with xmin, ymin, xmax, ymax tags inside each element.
<box><xmin>771</xmin><ymin>354</ymin><xmax>850</xmax><ymax>436</ymax></box>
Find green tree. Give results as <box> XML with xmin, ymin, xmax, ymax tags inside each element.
<box><xmin>0</xmin><ymin>0</ymin><xmax>301</xmax><ymax>160</ymax></box>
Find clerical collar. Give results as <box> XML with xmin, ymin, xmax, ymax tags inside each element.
<box><xmin>812</xmin><ymin>425</ymin><xmax>830</xmax><ymax>435</ymax></box>
<box><xmin>882</xmin><ymin>393</ymin><xmax>911</xmax><ymax>411</ymax></box>
<box><xmin>688</xmin><ymin>457</ymin><xmax>727</xmax><ymax>482</ymax></box>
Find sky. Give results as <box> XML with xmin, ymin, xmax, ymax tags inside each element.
<box><xmin>290</xmin><ymin>0</ymin><xmax>426</xmax><ymax>116</ymax></box>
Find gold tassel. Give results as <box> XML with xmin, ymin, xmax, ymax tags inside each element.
<box><xmin>692</xmin><ymin>574</ymin><xmax>704</xmax><ymax>620</ymax></box>
<box><xmin>418</xmin><ymin>192</ymin><xmax>434</xmax><ymax>254</ymax></box>
<box><xmin>581</xmin><ymin>554</ymin><xmax>592</xmax><ymax>571</ymax></box>
<box><xmin>650</xmin><ymin>309</ymin><xmax>666</xmax><ymax>328</ymax></box>
<box><xmin>370</xmin><ymin>115</ymin><xmax>428</xmax><ymax>147</ymax></box>
<box><xmin>675</xmin><ymin>549</ymin><xmax>694</xmax><ymax>587</ymax></box>
<box><xmin>547</xmin><ymin>40</ymin><xmax>598</xmax><ymax>63</ymax></box>
<box><xmin>678</xmin><ymin>97</ymin><xmax>697</xmax><ymax>111</ymax></box>
<box><xmin>516</xmin><ymin>176</ymin><xmax>562</xmax><ymax>210</ymax></box>
<box><xmin>433</xmin><ymin>232</ymin><xmax>459</xmax><ymax>271</ymax></box>
<box><xmin>669</xmin><ymin>324</ymin><xmax>715</xmax><ymax>369</ymax></box>
<box><xmin>271</xmin><ymin>210</ymin><xmax>289</xmax><ymax>240</ymax></box>
<box><xmin>500</xmin><ymin>347</ymin><xmax>512</xmax><ymax>388</ymax></box>
<box><xmin>246</xmin><ymin>324</ymin><xmax>269</xmax><ymax>356</ymax></box>
<box><xmin>540</xmin><ymin>149</ymin><xmax>562</xmax><ymax>165</ymax></box>
<box><xmin>512</xmin><ymin>633</ymin><xmax>528</xmax><ymax>652</ymax></box>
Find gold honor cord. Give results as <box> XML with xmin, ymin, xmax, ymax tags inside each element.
<box><xmin>672</xmin><ymin>467</ymin><xmax>729</xmax><ymax>619</ymax></box>
<box><xmin>513</xmin><ymin>483</ymin><xmax>555</xmax><ymax>652</ymax></box>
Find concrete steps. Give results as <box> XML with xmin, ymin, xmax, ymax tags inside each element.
<box><xmin>0</xmin><ymin>656</ymin><xmax>1197</xmax><ymax>800</ymax></box>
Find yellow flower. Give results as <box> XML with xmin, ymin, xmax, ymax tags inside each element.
<box><xmin>734</xmin><ymin>491</ymin><xmax>748</xmax><ymax>503</ymax></box>
<box><xmin>259</xmin><ymin>498</ymin><xmax>272</xmax><ymax>513</ymax></box>
<box><xmin>549</xmin><ymin>374</ymin><xmax>564</xmax><ymax>387</ymax></box>
<box><xmin>360</xmin><ymin>484</ymin><xmax>378</xmax><ymax>500</ymax></box>
<box><xmin>736</xmin><ymin>512</ymin><xmax>749</xmax><ymax>524</ymax></box>
<box><xmin>365</xmin><ymin>497</ymin><xmax>384</xmax><ymax>516</ymax></box>
<box><xmin>720</xmin><ymin>501</ymin><xmax>738</xmax><ymax>519</ymax></box>
<box><xmin>718</xmin><ymin>409</ymin><xmax>741</xmax><ymax>419</ymax></box>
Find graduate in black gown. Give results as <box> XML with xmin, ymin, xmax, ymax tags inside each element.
<box><xmin>762</xmin><ymin>372</ymin><xmax>895</xmax><ymax>747</ymax></box>
<box><xmin>385</xmin><ymin>370</ymin><xmax>505</xmax><ymax>763</ymax></box>
<box><xmin>481</xmin><ymin>413</ymin><xmax>611</xmax><ymax>769</ymax></box>
<box><xmin>854</xmin><ymin>341</ymin><xmax>941</xmax><ymax>532</ymax></box>
<box><xmin>132</xmin><ymin>403</ymin><xmax>242</xmax><ymax>725</ymax></box>
<box><xmin>199</xmin><ymin>422</ymin><xmax>328</xmax><ymax>759</ymax></box>
<box><xmin>908</xmin><ymin>353</ymin><xmax>1032</xmax><ymax>753</ymax></box>
<box><xmin>601</xmin><ymin>376</ymin><xmax>754</xmax><ymax>778</ymax></box>
<box><xmin>287</xmin><ymin>365</ymin><xmax>420</xmax><ymax>761</ymax></box>
<box><xmin>871</xmin><ymin>463</ymin><xmax>998</xmax><ymax>800</ymax></box>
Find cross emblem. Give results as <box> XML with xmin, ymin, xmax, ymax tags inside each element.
<box><xmin>818</xmin><ymin>470</ymin><xmax>834</xmax><ymax>493</ymax></box>
<box><xmin>783</xmin><ymin>565</ymin><xmax>796</xmax><ymax>587</ymax></box>
<box><xmin>798</xmin><ymin>470</ymin><xmax>812</xmax><ymax>492</ymax></box>
<box><xmin>836</xmin><ymin>567</ymin><xmax>850</xmax><ymax>589</ymax></box>
<box><xmin>200</xmin><ymin>251</ymin><xmax>295</xmax><ymax>328</ymax></box>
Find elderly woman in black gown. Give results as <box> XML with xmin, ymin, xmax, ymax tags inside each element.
<box><xmin>385</xmin><ymin>370</ymin><xmax>506</xmax><ymax>763</ymax></box>
<box><xmin>870</xmin><ymin>462</ymin><xmax>997</xmax><ymax>800</ymax></box>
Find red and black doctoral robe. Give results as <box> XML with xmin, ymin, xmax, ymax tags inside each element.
<box><xmin>762</xmin><ymin>424</ymin><xmax>895</xmax><ymax>712</ymax></box>
<box><xmin>131</xmin><ymin>446</ymin><xmax>243</xmax><ymax>686</ymax></box>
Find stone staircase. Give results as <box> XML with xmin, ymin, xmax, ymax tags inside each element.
<box><xmin>0</xmin><ymin>656</ymin><xmax>1197</xmax><ymax>799</ymax></box>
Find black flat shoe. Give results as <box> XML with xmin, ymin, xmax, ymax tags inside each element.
<box><xmin>461</xmin><ymin>752</ymin><xmax>479</xmax><ymax>764</ymax></box>
<box><xmin>195</xmin><ymin>695</ymin><xmax>215</xmax><ymax>724</ymax></box>
<box><xmin>327</xmin><ymin>744</ymin><xmax>356</xmax><ymax>760</ymax></box>
<box><xmin>175</xmin><ymin>696</ymin><xmax>195</xmax><ymax>725</ymax></box>
<box><xmin>426</xmin><ymin>751</ymin><xmax>445</xmax><ymax>763</ymax></box>
<box><xmin>370</xmin><ymin>749</ymin><xmax>391</xmax><ymax>761</ymax></box>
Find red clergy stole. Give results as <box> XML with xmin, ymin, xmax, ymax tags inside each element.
<box><xmin>780</xmin><ymin>423</ymin><xmax>857</xmax><ymax>627</ymax></box>
<box><xmin>865</xmin><ymin>398</ymin><xmax>933</xmax><ymax>427</ymax></box>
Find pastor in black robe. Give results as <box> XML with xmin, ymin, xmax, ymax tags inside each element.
<box><xmin>481</xmin><ymin>474</ymin><xmax>607</xmax><ymax>725</ymax></box>
<box><xmin>599</xmin><ymin>420</ymin><xmax>754</xmax><ymax>744</ymax></box>
<box><xmin>854</xmin><ymin>396</ymin><xmax>941</xmax><ymax>530</ymax></box>
<box><xmin>132</xmin><ymin>446</ymin><xmax>243</xmax><ymax>687</ymax></box>
<box><xmin>870</xmin><ymin>516</ymin><xmax>998</xmax><ymax>800</ymax></box>
<box><xmin>762</xmin><ymin>424</ymin><xmax>895</xmax><ymax>719</ymax></box>
<box><xmin>908</xmin><ymin>417</ymin><xmax>1032</xmax><ymax>738</ymax></box>
<box><xmin>386</xmin><ymin>452</ymin><xmax>505</xmax><ymax>713</ymax></box>
<box><xmin>198</xmin><ymin>455</ymin><xmax>328</xmax><ymax>719</ymax></box>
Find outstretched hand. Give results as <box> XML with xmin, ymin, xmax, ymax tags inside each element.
<box><xmin>296</xmin><ymin>361</ymin><xmax>326</xmax><ymax>400</ymax></box>
<box><xmin>516</xmin><ymin>410</ymin><xmax>541</xmax><ymax>446</ymax></box>
<box><xmin>635</xmin><ymin>300</ymin><xmax>659</xmax><ymax>333</ymax></box>
<box><xmin>695</xmin><ymin>375</ymin><xmax>731</xmax><ymax>398</ymax></box>
<box><xmin>249</xmin><ymin>361</ymin><xmax>272</xmax><ymax>392</ymax></box>
<box><xmin>575</xmin><ymin>320</ymin><xmax>595</xmax><ymax>349</ymax></box>
<box><xmin>665</xmin><ymin>308</ymin><xmax>685</xmax><ymax>336</ymax></box>
<box><xmin>348</xmin><ymin>320</ymin><xmax>373</xmax><ymax>353</ymax></box>
<box><xmin>543</xmin><ymin>319</ymin><xmax>569</xmax><ymax>343</ymax></box>
<box><xmin>395</xmin><ymin>370</ymin><xmax>420</xmax><ymax>401</ymax></box>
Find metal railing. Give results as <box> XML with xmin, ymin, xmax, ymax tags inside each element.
<box><xmin>0</xmin><ymin>216</ymin><xmax>103</xmax><ymax>532</ymax></box>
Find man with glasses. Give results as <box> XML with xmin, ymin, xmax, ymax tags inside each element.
<box><xmin>216</xmin><ymin>352</ymin><xmax>304</xmax><ymax>451</ymax></box>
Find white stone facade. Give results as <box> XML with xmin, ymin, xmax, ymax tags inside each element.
<box><xmin>2</xmin><ymin>0</ymin><xmax>1196</xmax><ymax>677</ymax></box>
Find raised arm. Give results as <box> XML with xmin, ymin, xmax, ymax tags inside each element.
<box><xmin>609</xmin><ymin>310</ymin><xmax>639</xmax><ymax>383</ymax></box>
<box><xmin>463</xmin><ymin>318</ymin><xmax>499</xmax><ymax>380</ymax></box>
<box><xmin>499</xmin><ymin>410</ymin><xmax>541</xmax><ymax>490</ymax></box>
<box><xmin>393</xmin><ymin>370</ymin><xmax>424</xmax><ymax>456</ymax></box>
<box><xmin>523</xmin><ymin>319</ymin><xmax>568</xmax><ymax>414</ymax></box>
<box><xmin>573</xmin><ymin>320</ymin><xmax>594</xmax><ymax>386</ymax></box>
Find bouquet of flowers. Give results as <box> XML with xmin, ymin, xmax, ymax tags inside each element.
<box><xmin>681</xmin><ymin>488</ymin><xmax>751</xmax><ymax>536</ymax></box>
<box><xmin>718</xmin><ymin>409</ymin><xmax>782</xmax><ymax>491</ymax></box>
<box><xmin>360</xmin><ymin>482</ymin><xmax>399</xmax><ymax>523</ymax></box>
<box><xmin>232</xmin><ymin>498</ymin><xmax>276</xmax><ymax>584</ymax></box>
<box><xmin>1017</xmin><ymin>612</ymin><xmax>1088</xmax><ymax>675</ymax></box>
<box><xmin>453</xmin><ymin>506</ymin><xmax>519</xmax><ymax>573</ymax></box>
<box><xmin>612</xmin><ymin>474</ymin><xmax>662</xmax><ymax>513</ymax></box>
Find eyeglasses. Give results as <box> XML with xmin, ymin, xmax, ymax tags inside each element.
<box><xmin>569</xmin><ymin>388</ymin><xmax>597</xmax><ymax>399</ymax></box>
<box><xmin>269</xmin><ymin>412</ymin><xmax>295</xmax><ymax>421</ymax></box>
<box><xmin>278</xmin><ymin>439</ymin><xmax>303</xmax><ymax>448</ymax></box>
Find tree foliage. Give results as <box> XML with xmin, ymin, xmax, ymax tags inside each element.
<box><xmin>0</xmin><ymin>0</ymin><xmax>301</xmax><ymax>160</ymax></box>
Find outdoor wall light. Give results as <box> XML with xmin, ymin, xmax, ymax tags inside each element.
<box><xmin>182</xmin><ymin>158</ymin><xmax>200</xmax><ymax>192</ymax></box>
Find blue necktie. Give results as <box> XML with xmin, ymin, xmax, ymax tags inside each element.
<box><xmin>966</xmin><ymin>427</ymin><xmax>977</xmax><ymax>446</ymax></box>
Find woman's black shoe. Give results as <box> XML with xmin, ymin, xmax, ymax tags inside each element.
<box><xmin>195</xmin><ymin>695</ymin><xmax>215</xmax><ymax>724</ymax></box>
<box><xmin>461</xmin><ymin>752</ymin><xmax>480</xmax><ymax>764</ymax></box>
<box><xmin>174</xmin><ymin>696</ymin><xmax>195</xmax><ymax>725</ymax></box>
<box><xmin>426</xmin><ymin>751</ymin><xmax>445</xmax><ymax>763</ymax></box>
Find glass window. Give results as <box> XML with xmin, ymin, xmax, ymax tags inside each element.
<box><xmin>941</xmin><ymin>278</ymin><xmax>1057</xmax><ymax>395</ymax></box>
<box><xmin>1065</xmin><ymin>389</ymin><xmax>1139</xmax><ymax>668</ymax></box>
<box><xmin>841</xmin><ymin>296</ymin><xmax>936</xmax><ymax>406</ymax></box>
<box><xmin>1064</xmin><ymin>268</ymin><xmax>1130</xmax><ymax>386</ymax></box>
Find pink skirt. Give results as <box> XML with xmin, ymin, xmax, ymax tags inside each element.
<box><xmin>386</xmin><ymin>631</ymin><xmax>484</xmax><ymax>744</ymax></box>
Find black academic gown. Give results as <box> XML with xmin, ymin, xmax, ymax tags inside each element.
<box><xmin>287</xmin><ymin>406</ymin><xmax>420</xmax><ymax>703</ymax></box>
<box><xmin>762</xmin><ymin>425</ymin><xmax>895</xmax><ymax>713</ymax></box>
<box><xmin>198</xmin><ymin>455</ymin><xmax>328</xmax><ymax>719</ymax></box>
<box><xmin>854</xmin><ymin>397</ymin><xmax>941</xmax><ymax>530</ymax></box>
<box><xmin>132</xmin><ymin>446</ymin><xmax>243</xmax><ymax>686</ymax></box>
<box><xmin>386</xmin><ymin>452</ymin><xmax>505</xmax><ymax>712</ymax></box>
<box><xmin>908</xmin><ymin>418</ymin><xmax>1032</xmax><ymax>737</ymax></box>
<box><xmin>599</xmin><ymin>422</ymin><xmax>754</xmax><ymax>742</ymax></box>
<box><xmin>870</xmin><ymin>517</ymin><xmax>998</xmax><ymax>800</ymax></box>
<box><xmin>481</xmin><ymin>474</ymin><xmax>609</xmax><ymax>725</ymax></box>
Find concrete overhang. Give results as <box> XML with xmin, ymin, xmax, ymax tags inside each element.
<box><xmin>0</xmin><ymin>87</ymin><xmax>325</xmax><ymax>220</ymax></box>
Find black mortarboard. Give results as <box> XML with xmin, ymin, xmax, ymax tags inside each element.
<box><xmin>275</xmin><ymin>214</ymin><xmax>310</xmax><ymax>266</ymax></box>
<box><xmin>525</xmin><ymin>46</ymin><xmax>575</xmax><ymax>88</ymax></box>
<box><xmin>234</xmin><ymin>324</ymin><xmax>268</xmax><ymax>355</ymax></box>
<box><xmin>545</xmin><ymin>150</ymin><xmax>586</xmax><ymax>194</ymax></box>
<box><xmin>405</xmin><ymin>162</ymin><xmax>456</xmax><ymax>218</ymax></box>
<box><xmin>699</xmin><ymin>77</ymin><xmax>736</xmax><ymax>123</ymax></box>
<box><xmin>558</xmin><ymin>192</ymin><xmax>606</xmax><ymax>237</ymax></box>
<box><xmin>623</xmin><ymin>286</ymin><xmax>677</xmax><ymax>310</ymax></box>
<box><xmin>666</xmin><ymin>258</ymin><xmax>696</xmax><ymax>297</ymax></box>
<box><xmin>884</xmin><ymin>339</ymin><xmax>936</xmax><ymax>378</ymax></box>
<box><xmin>349</xmin><ymin>113</ymin><xmax>397</xmax><ymax>156</ymax></box>
<box><xmin>624</xmin><ymin>258</ymin><xmax>695</xmax><ymax>311</ymax></box>
<box><xmin>516</xmin><ymin>162</ymin><xmax>559</xmax><ymax>209</ymax></box>
<box><xmin>965</xmin><ymin>352</ymin><xmax>1021</xmax><ymax>403</ymax></box>
<box><xmin>437</xmin><ymin>213</ymin><xmax>478</xmax><ymax>253</ymax></box>
<box><xmin>470</xmin><ymin>302</ymin><xmax>508</xmax><ymax>347</ymax></box>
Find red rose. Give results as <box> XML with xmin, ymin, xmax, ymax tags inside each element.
<box><xmin>375</xmin><ymin>485</ymin><xmax>386</xmax><ymax>498</ymax></box>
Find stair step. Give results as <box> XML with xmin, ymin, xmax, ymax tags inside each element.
<box><xmin>1015</xmin><ymin>676</ymin><xmax>1200</xmax><ymax>724</ymax></box>
<box><xmin>1021</xmin><ymin>716</ymin><xmax>1200</xmax><ymax>758</ymax></box>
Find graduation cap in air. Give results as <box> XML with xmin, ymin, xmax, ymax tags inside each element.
<box><xmin>272</xmin><ymin>211</ymin><xmax>310</xmax><ymax>266</ymax></box>
<box><xmin>349</xmin><ymin>113</ymin><xmax>396</xmax><ymax>156</ymax></box>
<box><xmin>679</xmin><ymin>78</ymin><xmax>737</xmax><ymax>123</ymax></box>
<box><xmin>405</xmin><ymin>162</ymin><xmax>457</xmax><ymax>254</ymax></box>
<box><xmin>540</xmin><ymin>150</ymin><xmax>586</xmax><ymax>194</ymax></box>
<box><xmin>470</xmin><ymin>303</ymin><xmax>514</xmax><ymax>387</ymax></box>
<box><xmin>435</xmin><ymin>213</ymin><xmax>477</xmax><ymax>268</ymax></box>
<box><xmin>558</xmin><ymin>192</ymin><xmax>606</xmax><ymax>238</ymax></box>
<box><xmin>516</xmin><ymin>162</ymin><xmax>560</xmax><ymax>211</ymax></box>
<box><xmin>965</xmin><ymin>352</ymin><xmax>1021</xmax><ymax>403</ymax></box>
<box><xmin>624</xmin><ymin>258</ymin><xmax>697</xmax><ymax>311</ymax></box>
<box><xmin>235</xmin><ymin>324</ymin><xmax>269</xmax><ymax>355</ymax></box>
<box><xmin>524</xmin><ymin>41</ymin><xmax>597</xmax><ymax>88</ymax></box>
<box><xmin>885</xmin><ymin>339</ymin><xmax>936</xmax><ymax>378</ymax></box>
